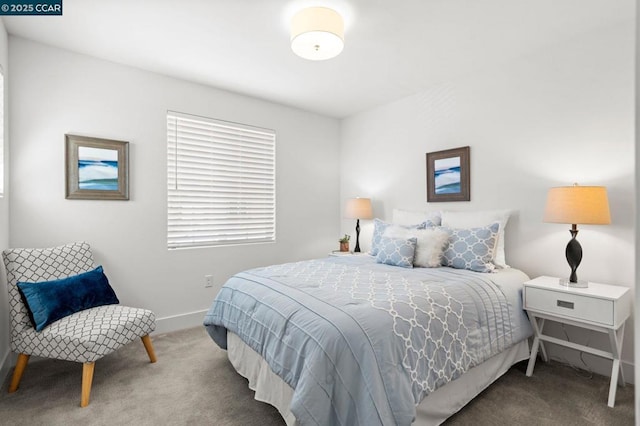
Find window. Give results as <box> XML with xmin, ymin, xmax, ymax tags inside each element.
<box><xmin>167</xmin><ymin>111</ymin><xmax>276</xmax><ymax>249</ymax></box>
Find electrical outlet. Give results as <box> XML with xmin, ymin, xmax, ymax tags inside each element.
<box><xmin>205</xmin><ymin>275</ymin><xmax>213</xmax><ymax>288</ymax></box>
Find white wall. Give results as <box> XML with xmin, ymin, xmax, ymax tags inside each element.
<box><xmin>635</xmin><ymin>0</ymin><xmax>639</xmax><ymax>415</ymax></box>
<box><xmin>7</xmin><ymin>37</ymin><xmax>340</xmax><ymax>338</ymax></box>
<box><xmin>0</xmin><ymin>18</ymin><xmax>9</xmax><ymax>385</ymax></box>
<box><xmin>341</xmin><ymin>21</ymin><xmax>635</xmax><ymax>379</ymax></box>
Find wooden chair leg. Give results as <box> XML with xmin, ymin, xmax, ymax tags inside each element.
<box><xmin>141</xmin><ymin>335</ymin><xmax>157</xmax><ymax>363</ymax></box>
<box><xmin>80</xmin><ymin>362</ymin><xmax>95</xmax><ymax>408</ymax></box>
<box><xmin>8</xmin><ymin>353</ymin><xmax>30</xmax><ymax>393</ymax></box>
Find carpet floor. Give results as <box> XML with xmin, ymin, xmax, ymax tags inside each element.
<box><xmin>0</xmin><ymin>327</ymin><xmax>633</xmax><ymax>425</ymax></box>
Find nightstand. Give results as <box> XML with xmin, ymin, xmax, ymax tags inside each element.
<box><xmin>329</xmin><ymin>251</ymin><xmax>353</xmax><ymax>256</ymax></box>
<box><xmin>523</xmin><ymin>276</ymin><xmax>631</xmax><ymax>407</ymax></box>
<box><xmin>328</xmin><ymin>251</ymin><xmax>369</xmax><ymax>257</ymax></box>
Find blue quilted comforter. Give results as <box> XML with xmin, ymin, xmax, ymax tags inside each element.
<box><xmin>204</xmin><ymin>256</ymin><xmax>531</xmax><ymax>426</ymax></box>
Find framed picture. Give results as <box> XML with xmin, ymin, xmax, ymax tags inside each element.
<box><xmin>65</xmin><ymin>134</ymin><xmax>129</xmax><ymax>200</ymax></box>
<box><xmin>426</xmin><ymin>146</ymin><xmax>470</xmax><ymax>202</ymax></box>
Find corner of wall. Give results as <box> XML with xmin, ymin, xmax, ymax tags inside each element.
<box><xmin>0</xmin><ymin>12</ymin><xmax>10</xmax><ymax>386</ymax></box>
<box><xmin>0</xmin><ymin>349</ymin><xmax>13</xmax><ymax>387</ymax></box>
<box><xmin>634</xmin><ymin>0</ymin><xmax>640</xmax><ymax>414</ymax></box>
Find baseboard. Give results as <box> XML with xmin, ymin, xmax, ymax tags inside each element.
<box><xmin>539</xmin><ymin>322</ymin><xmax>635</xmax><ymax>385</ymax></box>
<box><xmin>0</xmin><ymin>310</ymin><xmax>207</xmax><ymax>384</ymax></box>
<box><xmin>0</xmin><ymin>310</ymin><xmax>208</xmax><ymax>378</ymax></box>
<box><xmin>548</xmin><ymin>351</ymin><xmax>635</xmax><ymax>385</ymax></box>
<box><xmin>154</xmin><ymin>309</ymin><xmax>208</xmax><ymax>335</ymax></box>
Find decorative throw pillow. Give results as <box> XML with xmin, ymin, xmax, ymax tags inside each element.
<box><xmin>370</xmin><ymin>218</ymin><xmax>390</xmax><ymax>256</ymax></box>
<box><xmin>441</xmin><ymin>222</ymin><xmax>500</xmax><ymax>273</ymax></box>
<box><xmin>383</xmin><ymin>226</ymin><xmax>450</xmax><ymax>268</ymax></box>
<box><xmin>441</xmin><ymin>209</ymin><xmax>511</xmax><ymax>268</ymax></box>
<box><xmin>17</xmin><ymin>265</ymin><xmax>120</xmax><ymax>331</ymax></box>
<box><xmin>370</xmin><ymin>219</ymin><xmax>427</xmax><ymax>256</ymax></box>
<box><xmin>375</xmin><ymin>236</ymin><xmax>417</xmax><ymax>268</ymax></box>
<box><xmin>392</xmin><ymin>209</ymin><xmax>442</xmax><ymax>227</ymax></box>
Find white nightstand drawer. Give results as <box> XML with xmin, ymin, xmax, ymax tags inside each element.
<box><xmin>525</xmin><ymin>287</ymin><xmax>614</xmax><ymax>326</ymax></box>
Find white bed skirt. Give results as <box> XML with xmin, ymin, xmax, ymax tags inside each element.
<box><xmin>227</xmin><ymin>331</ymin><xmax>529</xmax><ymax>426</ymax></box>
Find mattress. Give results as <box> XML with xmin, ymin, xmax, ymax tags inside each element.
<box><xmin>204</xmin><ymin>255</ymin><xmax>532</xmax><ymax>425</ymax></box>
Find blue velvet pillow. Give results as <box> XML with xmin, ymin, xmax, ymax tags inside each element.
<box><xmin>17</xmin><ymin>265</ymin><xmax>119</xmax><ymax>331</ymax></box>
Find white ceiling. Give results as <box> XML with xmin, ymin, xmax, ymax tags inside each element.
<box><xmin>2</xmin><ymin>0</ymin><xmax>632</xmax><ymax>118</ymax></box>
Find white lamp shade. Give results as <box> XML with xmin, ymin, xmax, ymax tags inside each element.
<box><xmin>543</xmin><ymin>185</ymin><xmax>611</xmax><ymax>225</ymax></box>
<box><xmin>291</xmin><ymin>7</ymin><xmax>344</xmax><ymax>61</ymax></box>
<box><xmin>344</xmin><ymin>198</ymin><xmax>373</xmax><ymax>219</ymax></box>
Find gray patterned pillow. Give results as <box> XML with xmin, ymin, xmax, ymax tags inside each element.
<box><xmin>441</xmin><ymin>222</ymin><xmax>500</xmax><ymax>273</ymax></box>
<box><xmin>383</xmin><ymin>225</ymin><xmax>449</xmax><ymax>268</ymax></box>
<box><xmin>375</xmin><ymin>236</ymin><xmax>417</xmax><ymax>268</ymax></box>
<box><xmin>370</xmin><ymin>219</ymin><xmax>432</xmax><ymax>256</ymax></box>
<box><xmin>370</xmin><ymin>219</ymin><xmax>391</xmax><ymax>256</ymax></box>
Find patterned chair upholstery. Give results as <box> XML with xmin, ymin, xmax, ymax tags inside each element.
<box><xmin>3</xmin><ymin>242</ymin><xmax>157</xmax><ymax>407</ymax></box>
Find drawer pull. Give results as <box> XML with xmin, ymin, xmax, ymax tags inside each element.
<box><xmin>557</xmin><ymin>300</ymin><xmax>574</xmax><ymax>309</ymax></box>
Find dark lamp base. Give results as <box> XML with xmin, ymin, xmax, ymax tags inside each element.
<box><xmin>354</xmin><ymin>219</ymin><xmax>361</xmax><ymax>253</ymax></box>
<box><xmin>565</xmin><ymin>226</ymin><xmax>583</xmax><ymax>285</ymax></box>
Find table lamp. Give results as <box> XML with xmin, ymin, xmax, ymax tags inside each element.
<box><xmin>543</xmin><ymin>184</ymin><xmax>610</xmax><ymax>287</ymax></box>
<box><xmin>344</xmin><ymin>198</ymin><xmax>373</xmax><ymax>253</ymax></box>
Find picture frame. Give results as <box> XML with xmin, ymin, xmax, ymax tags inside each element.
<box><xmin>65</xmin><ymin>134</ymin><xmax>129</xmax><ymax>200</ymax></box>
<box><xmin>426</xmin><ymin>146</ymin><xmax>470</xmax><ymax>202</ymax></box>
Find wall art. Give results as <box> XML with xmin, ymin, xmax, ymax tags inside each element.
<box><xmin>65</xmin><ymin>134</ymin><xmax>129</xmax><ymax>200</ymax></box>
<box><xmin>426</xmin><ymin>146</ymin><xmax>470</xmax><ymax>202</ymax></box>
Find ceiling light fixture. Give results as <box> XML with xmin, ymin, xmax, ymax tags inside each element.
<box><xmin>290</xmin><ymin>7</ymin><xmax>344</xmax><ymax>61</ymax></box>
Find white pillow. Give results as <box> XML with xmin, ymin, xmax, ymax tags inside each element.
<box><xmin>392</xmin><ymin>209</ymin><xmax>441</xmax><ymax>227</ymax></box>
<box><xmin>440</xmin><ymin>209</ymin><xmax>511</xmax><ymax>268</ymax></box>
<box><xmin>383</xmin><ymin>225</ymin><xmax>449</xmax><ymax>268</ymax></box>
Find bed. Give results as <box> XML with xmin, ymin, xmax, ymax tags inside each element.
<box><xmin>204</xmin><ymin>254</ymin><xmax>532</xmax><ymax>425</ymax></box>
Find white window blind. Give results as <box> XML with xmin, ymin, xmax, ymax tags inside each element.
<box><xmin>167</xmin><ymin>111</ymin><xmax>276</xmax><ymax>249</ymax></box>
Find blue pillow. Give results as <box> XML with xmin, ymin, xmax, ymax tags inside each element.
<box><xmin>370</xmin><ymin>219</ymin><xmax>391</xmax><ymax>256</ymax></box>
<box><xmin>17</xmin><ymin>265</ymin><xmax>119</xmax><ymax>331</ymax></box>
<box><xmin>375</xmin><ymin>236</ymin><xmax>417</xmax><ymax>268</ymax></box>
<box><xmin>441</xmin><ymin>222</ymin><xmax>500</xmax><ymax>273</ymax></box>
<box><xmin>370</xmin><ymin>219</ymin><xmax>429</xmax><ymax>256</ymax></box>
